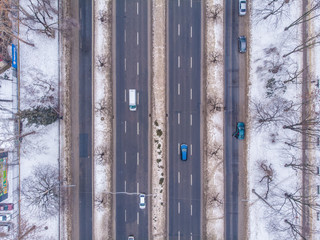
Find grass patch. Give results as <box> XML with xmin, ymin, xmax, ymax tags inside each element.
<box><xmin>156</xmin><ymin>159</ymin><xmax>161</xmax><ymax>163</ymax></box>
<box><xmin>157</xmin><ymin>143</ymin><xmax>161</xmax><ymax>149</ymax></box>
<box><xmin>154</xmin><ymin>120</ymin><xmax>159</xmax><ymax>126</ymax></box>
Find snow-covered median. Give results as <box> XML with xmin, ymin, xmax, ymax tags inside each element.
<box><xmin>203</xmin><ymin>0</ymin><xmax>225</xmax><ymax>239</ymax></box>
<box><xmin>151</xmin><ymin>0</ymin><xmax>167</xmax><ymax>239</ymax></box>
<box><xmin>93</xmin><ymin>0</ymin><xmax>113</xmax><ymax>239</ymax></box>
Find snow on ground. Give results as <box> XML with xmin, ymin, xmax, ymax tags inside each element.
<box><xmin>151</xmin><ymin>1</ymin><xmax>167</xmax><ymax>239</ymax></box>
<box><xmin>92</xmin><ymin>0</ymin><xmax>113</xmax><ymax>239</ymax></box>
<box><xmin>204</xmin><ymin>0</ymin><xmax>225</xmax><ymax>239</ymax></box>
<box><xmin>247</xmin><ymin>0</ymin><xmax>318</xmax><ymax>239</ymax></box>
<box><xmin>15</xmin><ymin>0</ymin><xmax>60</xmax><ymax>239</ymax></box>
<box><xmin>308</xmin><ymin>1</ymin><xmax>320</xmax><ymax>237</ymax></box>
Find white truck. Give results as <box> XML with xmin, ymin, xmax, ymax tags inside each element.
<box><xmin>129</xmin><ymin>89</ymin><xmax>137</xmax><ymax>111</ymax></box>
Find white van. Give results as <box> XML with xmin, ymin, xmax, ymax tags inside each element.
<box><xmin>129</xmin><ymin>89</ymin><xmax>137</xmax><ymax>111</ymax></box>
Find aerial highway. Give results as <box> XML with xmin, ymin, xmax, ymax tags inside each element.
<box><xmin>114</xmin><ymin>0</ymin><xmax>150</xmax><ymax>239</ymax></box>
<box><xmin>168</xmin><ymin>0</ymin><xmax>202</xmax><ymax>239</ymax></box>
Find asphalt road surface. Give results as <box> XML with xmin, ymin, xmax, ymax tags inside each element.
<box><xmin>168</xmin><ymin>0</ymin><xmax>202</xmax><ymax>239</ymax></box>
<box><xmin>115</xmin><ymin>0</ymin><xmax>149</xmax><ymax>239</ymax></box>
<box><xmin>70</xmin><ymin>0</ymin><xmax>93</xmax><ymax>239</ymax></box>
<box><xmin>224</xmin><ymin>0</ymin><xmax>241</xmax><ymax>239</ymax></box>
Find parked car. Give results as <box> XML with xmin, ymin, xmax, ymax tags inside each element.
<box><xmin>0</xmin><ymin>214</ymin><xmax>11</xmax><ymax>222</ymax></box>
<box><xmin>128</xmin><ymin>236</ymin><xmax>134</xmax><ymax>240</ymax></box>
<box><xmin>233</xmin><ymin>122</ymin><xmax>245</xmax><ymax>140</ymax></box>
<box><xmin>239</xmin><ymin>0</ymin><xmax>247</xmax><ymax>15</ymax></box>
<box><xmin>238</xmin><ymin>36</ymin><xmax>247</xmax><ymax>53</ymax></box>
<box><xmin>0</xmin><ymin>203</ymin><xmax>14</xmax><ymax>211</ymax></box>
<box><xmin>139</xmin><ymin>194</ymin><xmax>146</xmax><ymax>209</ymax></box>
<box><xmin>180</xmin><ymin>144</ymin><xmax>188</xmax><ymax>161</ymax></box>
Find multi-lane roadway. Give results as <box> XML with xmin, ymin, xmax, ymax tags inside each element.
<box><xmin>115</xmin><ymin>0</ymin><xmax>149</xmax><ymax>239</ymax></box>
<box><xmin>168</xmin><ymin>0</ymin><xmax>202</xmax><ymax>239</ymax></box>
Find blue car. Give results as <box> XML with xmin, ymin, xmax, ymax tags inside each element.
<box><xmin>233</xmin><ymin>122</ymin><xmax>245</xmax><ymax>140</ymax></box>
<box><xmin>180</xmin><ymin>144</ymin><xmax>188</xmax><ymax>161</ymax></box>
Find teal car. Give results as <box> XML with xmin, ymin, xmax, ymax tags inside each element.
<box><xmin>233</xmin><ymin>122</ymin><xmax>245</xmax><ymax>140</ymax></box>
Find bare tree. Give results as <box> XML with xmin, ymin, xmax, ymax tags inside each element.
<box><xmin>282</xmin><ymin>110</ymin><xmax>320</xmax><ymax>138</ymax></box>
<box><xmin>284</xmin><ymin>2</ymin><xmax>320</xmax><ymax>31</ymax></box>
<box><xmin>20</xmin><ymin>68</ymin><xmax>58</xmax><ymax>109</ymax></box>
<box><xmin>207</xmin><ymin>191</ymin><xmax>223</xmax><ymax>208</ymax></box>
<box><xmin>0</xmin><ymin>0</ymin><xmax>35</xmax><ymax>47</ymax></box>
<box><xmin>254</xmin><ymin>0</ymin><xmax>294</xmax><ymax>27</ymax></box>
<box><xmin>207</xmin><ymin>144</ymin><xmax>222</xmax><ymax>158</ymax></box>
<box><xmin>207</xmin><ymin>4</ymin><xmax>223</xmax><ymax>22</ymax></box>
<box><xmin>256</xmin><ymin>46</ymin><xmax>301</xmax><ymax>97</ymax></box>
<box><xmin>94</xmin><ymin>145</ymin><xmax>110</xmax><ymax>165</ymax></box>
<box><xmin>21</xmin><ymin>164</ymin><xmax>60</xmax><ymax>219</ymax></box>
<box><xmin>284</xmin><ymin>155</ymin><xmax>318</xmax><ymax>175</ymax></box>
<box><xmin>208</xmin><ymin>51</ymin><xmax>222</xmax><ymax>64</ymax></box>
<box><xmin>95</xmin><ymin>193</ymin><xmax>110</xmax><ymax>212</ymax></box>
<box><xmin>252</xmin><ymin>96</ymin><xmax>297</xmax><ymax>130</ymax></box>
<box><xmin>16</xmin><ymin>0</ymin><xmax>58</xmax><ymax>38</ymax></box>
<box><xmin>257</xmin><ymin>160</ymin><xmax>275</xmax><ymax>199</ymax></box>
<box><xmin>207</xmin><ymin>95</ymin><xmax>223</xmax><ymax>113</ymax></box>
<box><xmin>283</xmin><ymin>32</ymin><xmax>320</xmax><ymax>58</ymax></box>
<box><xmin>96</xmin><ymin>54</ymin><xmax>109</xmax><ymax>70</ymax></box>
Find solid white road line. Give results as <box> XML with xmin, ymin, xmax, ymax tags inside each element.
<box><xmin>190</xmin><ymin>88</ymin><xmax>193</xmax><ymax>100</ymax></box>
<box><xmin>178</xmin><ymin>24</ymin><xmax>180</xmax><ymax>36</ymax></box>
<box><xmin>124</xmin><ymin>89</ymin><xmax>127</xmax><ymax>102</ymax></box>
<box><xmin>125</xmin><ymin>121</ymin><xmax>127</xmax><ymax>133</ymax></box>
<box><xmin>137</xmin><ymin>62</ymin><xmax>139</xmax><ymax>75</ymax></box>
<box><xmin>191</xmin><ymin>204</ymin><xmax>193</xmax><ymax>216</ymax></box>
<box><xmin>137</xmin><ymin>2</ymin><xmax>139</xmax><ymax>15</ymax></box>
<box><xmin>178</xmin><ymin>83</ymin><xmax>180</xmax><ymax>95</ymax></box>
<box><xmin>124</xmin><ymin>29</ymin><xmax>126</xmax><ymax>42</ymax></box>
<box><xmin>190</xmin><ymin>26</ymin><xmax>193</xmax><ymax>38</ymax></box>
<box><xmin>191</xmin><ymin>174</ymin><xmax>193</xmax><ymax>186</ymax></box>
<box><xmin>178</xmin><ymin>171</ymin><xmax>180</xmax><ymax>183</ymax></box>
<box><xmin>125</xmin><ymin>151</ymin><xmax>127</xmax><ymax>164</ymax></box>
<box><xmin>137</xmin><ymin>92</ymin><xmax>140</xmax><ymax>105</ymax></box>
<box><xmin>137</xmin><ymin>32</ymin><xmax>139</xmax><ymax>45</ymax></box>
<box><xmin>178</xmin><ymin>56</ymin><xmax>180</xmax><ymax>68</ymax></box>
<box><xmin>137</xmin><ymin>152</ymin><xmax>139</xmax><ymax>166</ymax></box>
<box><xmin>124</xmin><ymin>58</ymin><xmax>126</xmax><ymax>71</ymax></box>
<box><xmin>137</xmin><ymin>122</ymin><xmax>140</xmax><ymax>135</ymax></box>
<box><xmin>178</xmin><ymin>113</ymin><xmax>180</xmax><ymax>125</ymax></box>
<box><xmin>125</xmin><ymin>209</ymin><xmax>127</xmax><ymax>222</ymax></box>
<box><xmin>190</xmin><ymin>114</ymin><xmax>192</xmax><ymax>126</ymax></box>
<box><xmin>178</xmin><ymin>202</ymin><xmax>180</xmax><ymax>214</ymax></box>
<box><xmin>190</xmin><ymin>57</ymin><xmax>192</xmax><ymax>68</ymax></box>
<box><xmin>137</xmin><ymin>212</ymin><xmax>140</xmax><ymax>224</ymax></box>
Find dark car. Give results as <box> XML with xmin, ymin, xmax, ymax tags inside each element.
<box><xmin>238</xmin><ymin>36</ymin><xmax>247</xmax><ymax>53</ymax></box>
<box><xmin>0</xmin><ymin>203</ymin><xmax>14</xmax><ymax>211</ymax></box>
<box><xmin>233</xmin><ymin>122</ymin><xmax>245</xmax><ymax>140</ymax></box>
<box><xmin>180</xmin><ymin>144</ymin><xmax>188</xmax><ymax>161</ymax></box>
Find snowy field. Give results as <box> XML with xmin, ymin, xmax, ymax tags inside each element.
<box><xmin>248</xmin><ymin>0</ymin><xmax>320</xmax><ymax>239</ymax></box>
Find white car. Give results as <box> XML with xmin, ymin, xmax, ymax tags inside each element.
<box><xmin>239</xmin><ymin>0</ymin><xmax>247</xmax><ymax>16</ymax></box>
<box><xmin>139</xmin><ymin>194</ymin><xmax>146</xmax><ymax>209</ymax></box>
<box><xmin>0</xmin><ymin>214</ymin><xmax>11</xmax><ymax>222</ymax></box>
<box><xmin>128</xmin><ymin>236</ymin><xmax>134</xmax><ymax>240</ymax></box>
